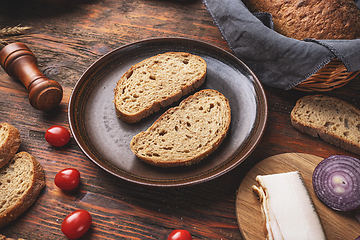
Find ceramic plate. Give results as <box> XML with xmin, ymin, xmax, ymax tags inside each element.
<box><xmin>68</xmin><ymin>37</ymin><xmax>267</xmax><ymax>187</ymax></box>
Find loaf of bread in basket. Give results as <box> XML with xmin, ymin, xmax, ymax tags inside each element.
<box><xmin>242</xmin><ymin>0</ymin><xmax>360</xmax><ymax>40</ymax></box>
<box><xmin>241</xmin><ymin>0</ymin><xmax>360</xmax><ymax>91</ymax></box>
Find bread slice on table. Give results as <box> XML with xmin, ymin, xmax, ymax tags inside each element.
<box><xmin>291</xmin><ymin>95</ymin><xmax>360</xmax><ymax>155</ymax></box>
<box><xmin>114</xmin><ymin>52</ymin><xmax>207</xmax><ymax>123</ymax></box>
<box><xmin>0</xmin><ymin>123</ymin><xmax>21</xmax><ymax>169</ymax></box>
<box><xmin>0</xmin><ymin>152</ymin><xmax>45</xmax><ymax>228</ymax></box>
<box><xmin>130</xmin><ymin>89</ymin><xmax>231</xmax><ymax>167</ymax></box>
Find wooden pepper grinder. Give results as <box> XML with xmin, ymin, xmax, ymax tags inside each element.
<box><xmin>0</xmin><ymin>42</ymin><xmax>63</xmax><ymax>111</ymax></box>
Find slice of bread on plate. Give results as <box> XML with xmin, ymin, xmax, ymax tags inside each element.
<box><xmin>0</xmin><ymin>123</ymin><xmax>21</xmax><ymax>169</ymax></box>
<box><xmin>114</xmin><ymin>52</ymin><xmax>207</xmax><ymax>123</ymax></box>
<box><xmin>0</xmin><ymin>152</ymin><xmax>45</xmax><ymax>228</ymax></box>
<box><xmin>291</xmin><ymin>95</ymin><xmax>360</xmax><ymax>155</ymax></box>
<box><xmin>130</xmin><ymin>89</ymin><xmax>231</xmax><ymax>167</ymax></box>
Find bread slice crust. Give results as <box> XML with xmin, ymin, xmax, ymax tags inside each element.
<box><xmin>291</xmin><ymin>95</ymin><xmax>360</xmax><ymax>155</ymax></box>
<box><xmin>114</xmin><ymin>52</ymin><xmax>207</xmax><ymax>123</ymax></box>
<box><xmin>0</xmin><ymin>123</ymin><xmax>21</xmax><ymax>169</ymax></box>
<box><xmin>130</xmin><ymin>89</ymin><xmax>231</xmax><ymax>167</ymax></box>
<box><xmin>0</xmin><ymin>152</ymin><xmax>45</xmax><ymax>228</ymax></box>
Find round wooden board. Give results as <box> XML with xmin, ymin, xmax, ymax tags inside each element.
<box><xmin>236</xmin><ymin>152</ymin><xmax>360</xmax><ymax>239</ymax></box>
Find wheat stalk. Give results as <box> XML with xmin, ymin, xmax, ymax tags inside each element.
<box><xmin>0</xmin><ymin>25</ymin><xmax>31</xmax><ymax>50</ymax></box>
<box><xmin>0</xmin><ymin>24</ymin><xmax>31</xmax><ymax>37</ymax></box>
<box><xmin>0</xmin><ymin>40</ymin><xmax>7</xmax><ymax>49</ymax></box>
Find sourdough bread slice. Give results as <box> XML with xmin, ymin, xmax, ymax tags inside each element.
<box><xmin>291</xmin><ymin>95</ymin><xmax>360</xmax><ymax>155</ymax></box>
<box><xmin>114</xmin><ymin>52</ymin><xmax>207</xmax><ymax>123</ymax></box>
<box><xmin>130</xmin><ymin>89</ymin><xmax>231</xmax><ymax>167</ymax></box>
<box><xmin>0</xmin><ymin>123</ymin><xmax>21</xmax><ymax>169</ymax></box>
<box><xmin>0</xmin><ymin>152</ymin><xmax>45</xmax><ymax>228</ymax></box>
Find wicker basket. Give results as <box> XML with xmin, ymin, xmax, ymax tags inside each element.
<box><xmin>292</xmin><ymin>58</ymin><xmax>360</xmax><ymax>92</ymax></box>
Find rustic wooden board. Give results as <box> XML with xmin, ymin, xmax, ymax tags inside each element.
<box><xmin>236</xmin><ymin>152</ymin><xmax>360</xmax><ymax>240</ymax></box>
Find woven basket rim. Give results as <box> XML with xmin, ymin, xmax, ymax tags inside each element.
<box><xmin>293</xmin><ymin>58</ymin><xmax>359</xmax><ymax>92</ymax></box>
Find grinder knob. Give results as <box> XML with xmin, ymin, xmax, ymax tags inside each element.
<box><xmin>0</xmin><ymin>42</ymin><xmax>63</xmax><ymax>111</ymax></box>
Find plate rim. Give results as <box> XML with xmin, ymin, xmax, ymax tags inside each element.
<box><xmin>68</xmin><ymin>37</ymin><xmax>268</xmax><ymax>187</ymax></box>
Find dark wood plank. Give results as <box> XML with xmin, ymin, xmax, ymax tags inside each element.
<box><xmin>1</xmin><ymin>0</ymin><xmax>360</xmax><ymax>239</ymax></box>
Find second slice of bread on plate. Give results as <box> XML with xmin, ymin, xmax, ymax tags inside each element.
<box><xmin>130</xmin><ymin>89</ymin><xmax>231</xmax><ymax>167</ymax></box>
<box><xmin>291</xmin><ymin>95</ymin><xmax>360</xmax><ymax>155</ymax></box>
<box><xmin>0</xmin><ymin>123</ymin><xmax>21</xmax><ymax>169</ymax></box>
<box><xmin>114</xmin><ymin>52</ymin><xmax>207</xmax><ymax>123</ymax></box>
<box><xmin>0</xmin><ymin>152</ymin><xmax>46</xmax><ymax>228</ymax></box>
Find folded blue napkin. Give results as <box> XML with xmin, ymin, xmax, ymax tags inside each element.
<box><xmin>203</xmin><ymin>0</ymin><xmax>360</xmax><ymax>90</ymax></box>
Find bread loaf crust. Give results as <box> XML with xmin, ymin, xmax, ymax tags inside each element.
<box><xmin>242</xmin><ymin>0</ymin><xmax>360</xmax><ymax>40</ymax></box>
<box><xmin>0</xmin><ymin>123</ymin><xmax>21</xmax><ymax>169</ymax></box>
<box><xmin>291</xmin><ymin>95</ymin><xmax>360</xmax><ymax>155</ymax></box>
<box><xmin>0</xmin><ymin>152</ymin><xmax>45</xmax><ymax>228</ymax></box>
<box><xmin>114</xmin><ymin>52</ymin><xmax>207</xmax><ymax>123</ymax></box>
<box><xmin>130</xmin><ymin>89</ymin><xmax>231</xmax><ymax>167</ymax></box>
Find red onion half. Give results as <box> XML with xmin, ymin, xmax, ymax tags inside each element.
<box><xmin>312</xmin><ymin>155</ymin><xmax>360</xmax><ymax>211</ymax></box>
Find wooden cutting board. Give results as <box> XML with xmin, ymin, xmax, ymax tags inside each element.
<box><xmin>236</xmin><ymin>153</ymin><xmax>360</xmax><ymax>240</ymax></box>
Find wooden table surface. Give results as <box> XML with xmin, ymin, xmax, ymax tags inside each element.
<box><xmin>1</xmin><ymin>0</ymin><xmax>359</xmax><ymax>239</ymax></box>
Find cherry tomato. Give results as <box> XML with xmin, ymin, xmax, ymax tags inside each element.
<box><xmin>45</xmin><ymin>125</ymin><xmax>71</xmax><ymax>147</ymax></box>
<box><xmin>55</xmin><ymin>168</ymin><xmax>80</xmax><ymax>190</ymax></box>
<box><xmin>167</xmin><ymin>230</ymin><xmax>193</xmax><ymax>240</ymax></box>
<box><xmin>61</xmin><ymin>209</ymin><xmax>92</xmax><ymax>239</ymax></box>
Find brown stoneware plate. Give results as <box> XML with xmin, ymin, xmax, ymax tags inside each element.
<box><xmin>68</xmin><ymin>37</ymin><xmax>267</xmax><ymax>187</ymax></box>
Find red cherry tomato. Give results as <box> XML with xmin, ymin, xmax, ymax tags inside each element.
<box><xmin>167</xmin><ymin>230</ymin><xmax>193</xmax><ymax>240</ymax></box>
<box><xmin>55</xmin><ymin>168</ymin><xmax>80</xmax><ymax>190</ymax></box>
<box><xmin>45</xmin><ymin>125</ymin><xmax>71</xmax><ymax>147</ymax></box>
<box><xmin>61</xmin><ymin>209</ymin><xmax>92</xmax><ymax>240</ymax></box>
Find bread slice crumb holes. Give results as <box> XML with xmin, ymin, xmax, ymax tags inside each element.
<box><xmin>130</xmin><ymin>89</ymin><xmax>231</xmax><ymax>167</ymax></box>
<box><xmin>291</xmin><ymin>95</ymin><xmax>360</xmax><ymax>155</ymax></box>
<box><xmin>114</xmin><ymin>52</ymin><xmax>207</xmax><ymax>123</ymax></box>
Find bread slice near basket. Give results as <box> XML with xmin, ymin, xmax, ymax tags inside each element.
<box><xmin>291</xmin><ymin>95</ymin><xmax>360</xmax><ymax>155</ymax></box>
<box><xmin>130</xmin><ymin>89</ymin><xmax>231</xmax><ymax>167</ymax></box>
<box><xmin>114</xmin><ymin>52</ymin><xmax>207</xmax><ymax>123</ymax></box>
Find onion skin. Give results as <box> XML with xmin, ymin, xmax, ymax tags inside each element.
<box><xmin>312</xmin><ymin>155</ymin><xmax>360</xmax><ymax>212</ymax></box>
